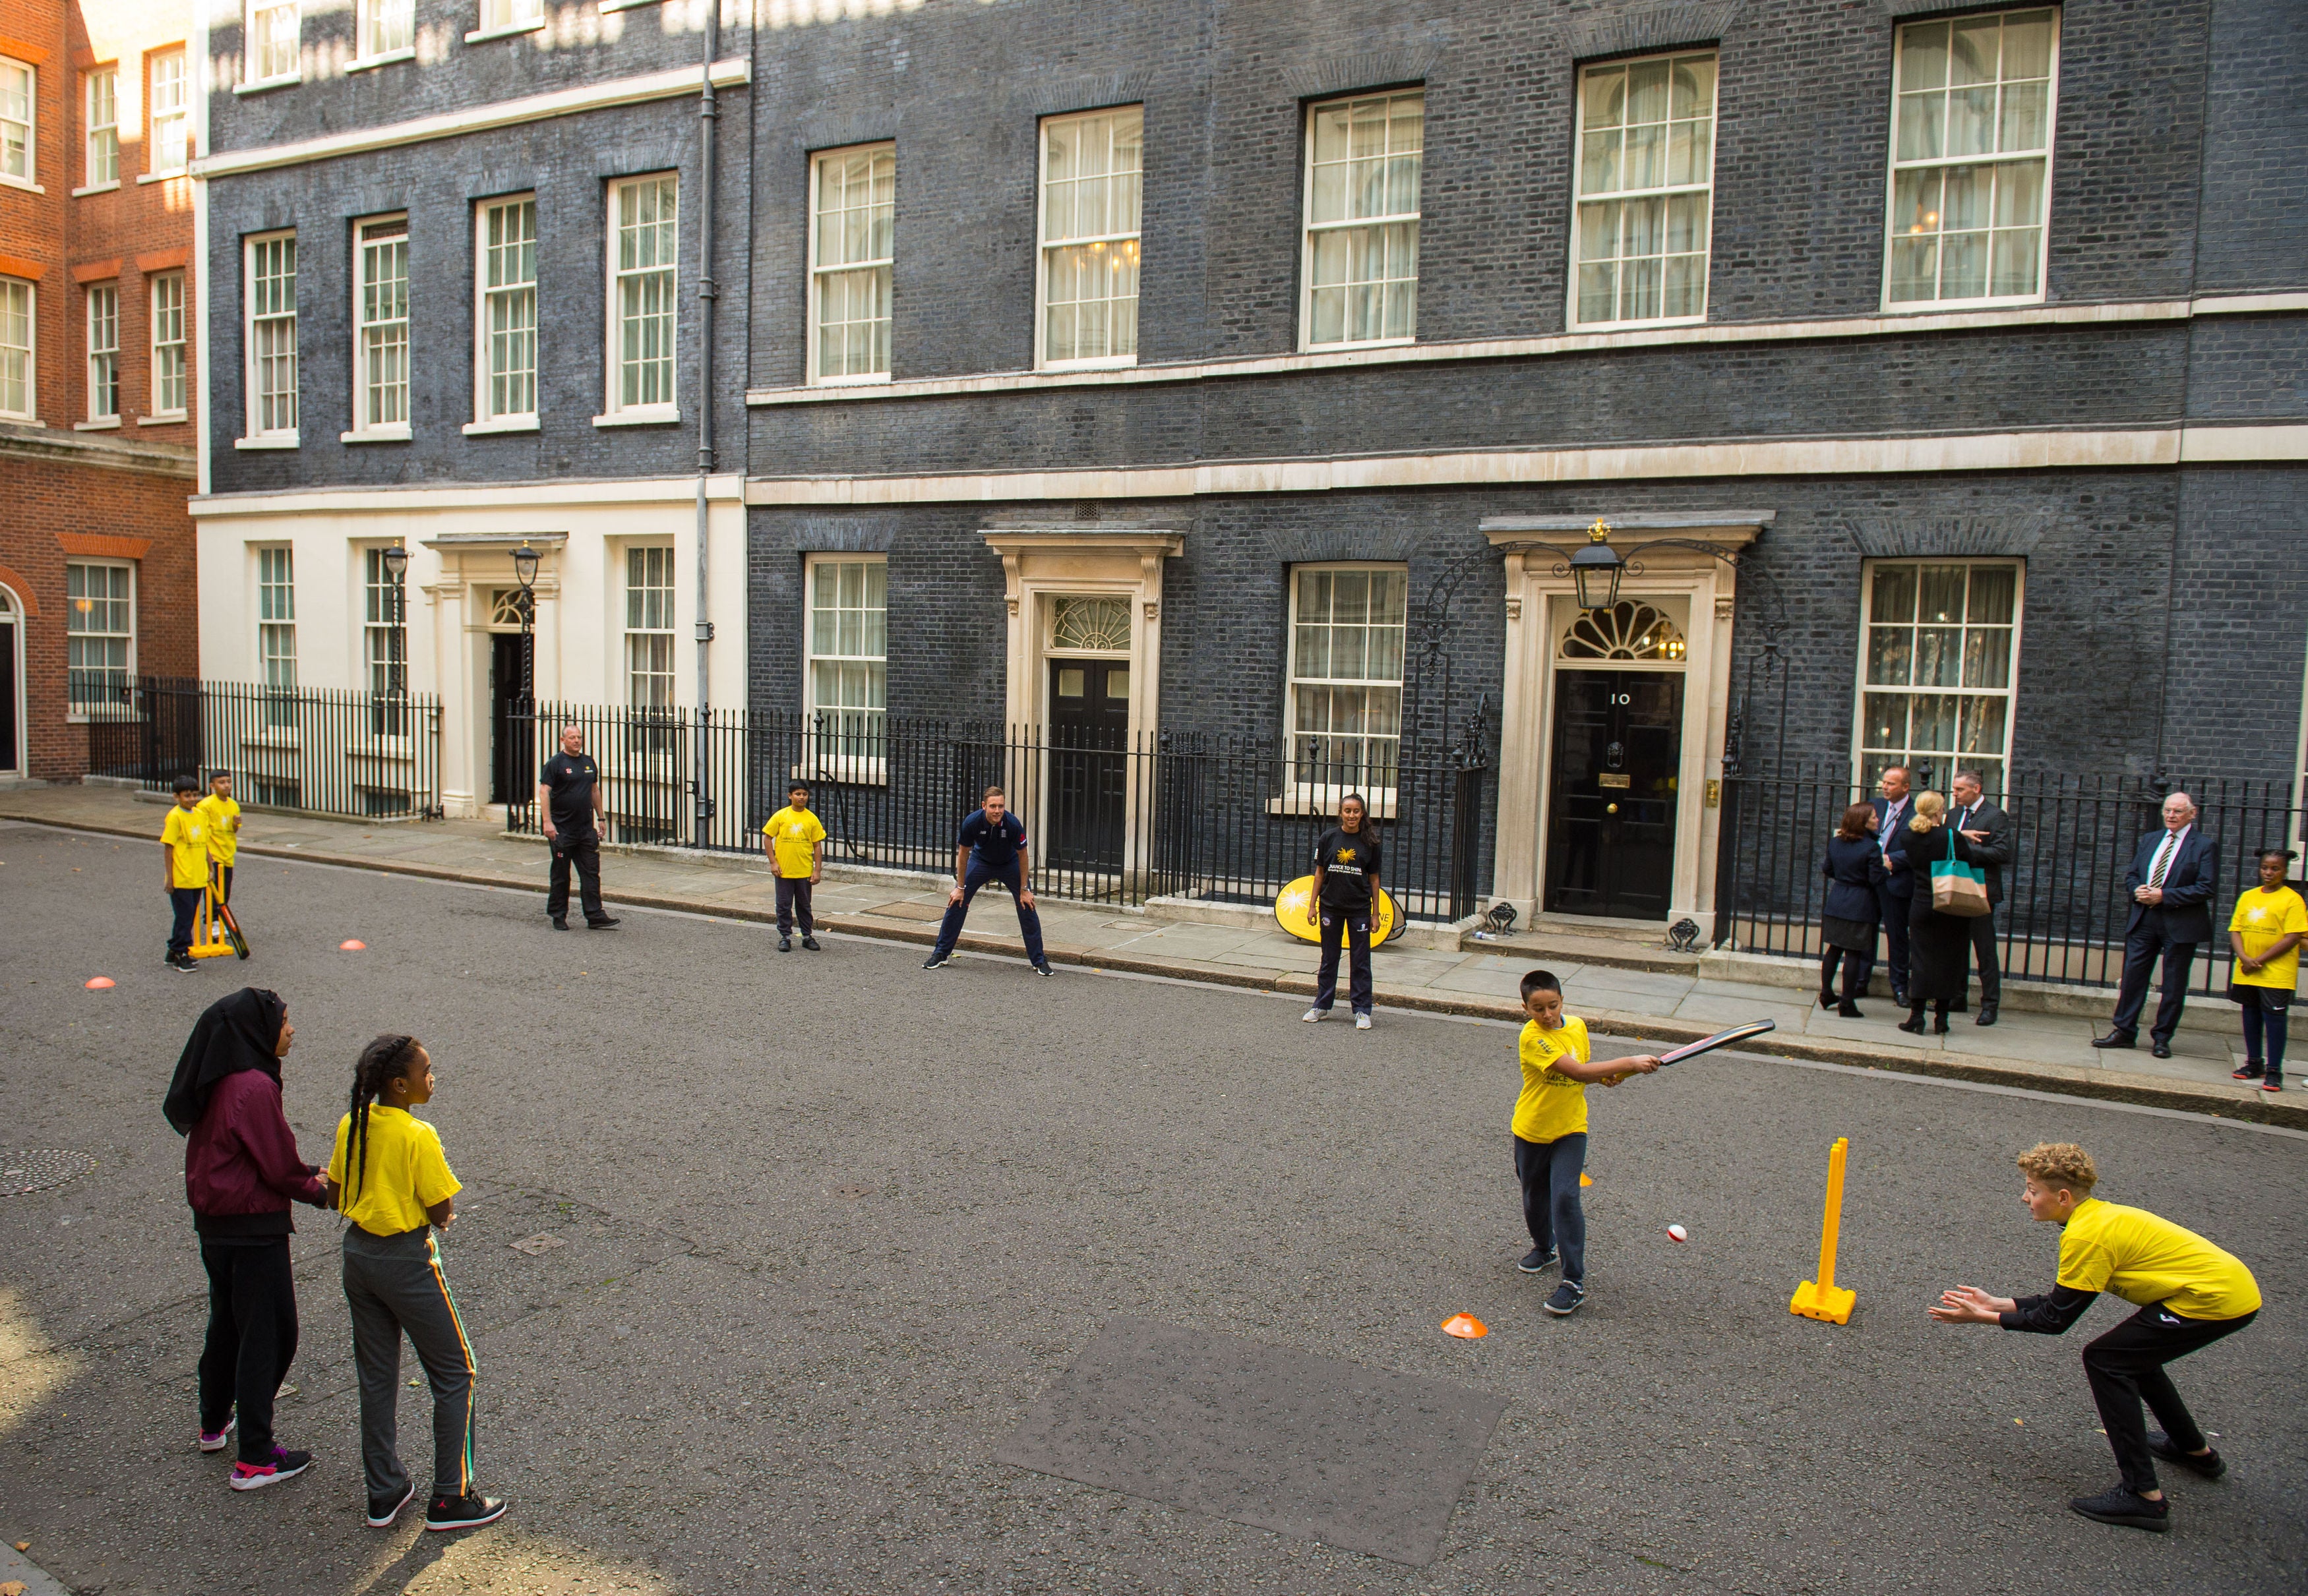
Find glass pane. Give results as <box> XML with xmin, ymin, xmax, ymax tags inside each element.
<box><xmin>1293</xmin><ymin>622</ymin><xmax>1327</xmax><ymax>679</ymax></box>
<box><xmin>1994</xmin><ymin>158</ymin><xmax>2044</xmax><ymax>227</ymax></box>
<box><xmin>1943</xmin><ymin>164</ymin><xmax>1988</xmax><ymax>231</ymax></box>
<box><xmin>1372</xmin><ymin>570</ymin><xmax>1406</xmax><ymax>626</ymax></box>
<box><xmin>1624</xmin><ymin>121</ymin><xmax>1662</xmax><ymax>191</ymax></box>
<box><xmin>1668</xmin><ymin>118</ymin><xmax>1712</xmax><ymax>187</ymax></box>
<box><xmin>1625</xmin><ymin>256</ymin><xmax>1662</xmax><ymax>320</ymax></box>
<box><xmin>1916</xmin><ymin>627</ymin><xmax>1962</xmax><ymax>687</ymax></box>
<box><xmin>1662</xmin><ymin>252</ymin><xmax>1705</xmax><ymax>318</ymax></box>
<box><xmin>1999</xmin><ymin>80</ymin><xmax>2048</xmax><ymax>153</ymax></box>
<box><xmin>1665</xmin><ymin>191</ymin><xmax>1707</xmax><ymax>254</ymax></box>
<box><xmin>1863</xmin><ymin>693</ymin><xmax>1909</xmax><ymax>750</ymax></box>
<box><xmin>1959</xmin><ymin>694</ymin><xmax>2007</xmax><ymax>755</ymax></box>
<box><xmin>1949</xmin><ymin>16</ymin><xmax>1999</xmax><ymax>85</ymax></box>
<box><xmin>1949</xmin><ymin>85</ymin><xmax>1996</xmax><ymax>158</ymax></box>
<box><xmin>1671</xmin><ymin>56</ymin><xmax>1715</xmax><ymax>119</ymax></box>
<box><xmin>1990</xmin><ymin>226</ymin><xmax>2038</xmax><ymax>296</ymax></box>
<box><xmin>1962</xmin><ymin>626</ymin><xmax>2012</xmax><ymax>689</ymax></box>
<box><xmin>1908</xmin><ymin>694</ymin><xmax>1959</xmax><ymax>752</ymax></box>
<box><xmin>2002</xmin><ymin>13</ymin><xmax>2054</xmax><ymax>80</ymax></box>
<box><xmin>1871</xmin><ymin>564</ymin><xmax>1918</xmax><ymax>623</ymax></box>
<box><xmin>1331</xmin><ymin>570</ymin><xmax>1369</xmax><ymax>624</ymax></box>
<box><xmin>1106</xmin><ymin>665</ymin><xmax>1130</xmax><ymax>699</ymax></box>
<box><xmin>1940</xmin><ymin>229</ymin><xmax>1988</xmax><ymax>299</ymax></box>
<box><xmin>1578</xmin><ymin>262</ymin><xmax>1617</xmax><ymax>324</ymax></box>
<box><xmin>1581</xmin><ymin>129</ymin><xmax>1620</xmax><ymax>197</ymax></box>
<box><xmin>1627</xmin><ymin>60</ymin><xmax>1669</xmax><ymax>124</ymax></box>
<box><xmin>1967</xmin><ymin>565</ymin><xmax>2016</xmax><ymax>624</ymax></box>
<box><xmin>1584</xmin><ymin>67</ymin><xmax>1625</xmax><ymax>131</ymax></box>
<box><xmin>1889</xmin><ymin>237</ymin><xmax>1937</xmax><ymax>303</ymax></box>
<box><xmin>1891</xmin><ymin>167</ymin><xmax>1942</xmax><ymax>240</ymax></box>
<box><xmin>1058</xmin><ymin>667</ymin><xmax>1084</xmax><ymax>697</ymax></box>
<box><xmin>1917</xmin><ymin>566</ymin><xmax>1966</xmax><ymax>624</ymax></box>
<box><xmin>1901</xmin><ymin>22</ymin><xmax>1949</xmax><ymax>92</ymax></box>
<box><xmin>1867</xmin><ymin>626</ymin><xmax>1914</xmax><ymax>686</ymax></box>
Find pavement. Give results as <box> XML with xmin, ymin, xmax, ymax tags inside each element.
<box><xmin>0</xmin><ymin>817</ymin><xmax>2301</xmax><ymax>1595</ymax></box>
<box><xmin>0</xmin><ymin>782</ymin><xmax>2296</xmax><ymax>1129</ymax></box>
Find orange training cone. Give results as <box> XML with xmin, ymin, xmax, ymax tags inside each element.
<box><xmin>84</xmin><ymin>976</ymin><xmax>115</xmax><ymax>990</ymax></box>
<box><xmin>339</xmin><ymin>939</ymin><xmax>367</xmax><ymax>951</ymax></box>
<box><xmin>1441</xmin><ymin>1313</ymin><xmax>1488</xmax><ymax>1340</ymax></box>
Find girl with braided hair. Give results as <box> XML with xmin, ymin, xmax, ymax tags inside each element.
<box><xmin>326</xmin><ymin>1034</ymin><xmax>507</xmax><ymax>1533</ymax></box>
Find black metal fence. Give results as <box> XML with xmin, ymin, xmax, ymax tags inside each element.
<box><xmin>504</xmin><ymin>703</ymin><xmax>1488</xmax><ymax>922</ymax></box>
<box><xmin>1716</xmin><ymin>765</ymin><xmax>2301</xmax><ymax>993</ymax></box>
<box><xmin>79</xmin><ymin>674</ymin><xmax>444</xmax><ymax>820</ymax></box>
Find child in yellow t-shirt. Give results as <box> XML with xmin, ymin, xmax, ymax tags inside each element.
<box><xmin>2227</xmin><ymin>848</ymin><xmax>2307</xmax><ymax>1092</ymax></box>
<box><xmin>159</xmin><ymin>777</ymin><xmax>210</xmax><ymax>970</ymax></box>
<box><xmin>761</xmin><ymin>782</ymin><xmax>828</xmax><ymax>952</ymax></box>
<box><xmin>196</xmin><ymin>770</ymin><xmax>243</xmax><ymax>903</ymax></box>
<box><xmin>1511</xmin><ymin>969</ymin><xmax>1661</xmax><ymax>1316</ymax></box>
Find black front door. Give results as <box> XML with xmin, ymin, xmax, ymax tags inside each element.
<box><xmin>0</xmin><ymin>618</ymin><xmax>16</xmax><ymax>773</ymax></box>
<box><xmin>1545</xmin><ymin>669</ymin><xmax>1682</xmax><ymax>920</ymax></box>
<box><xmin>489</xmin><ymin>634</ymin><xmax>531</xmax><ymax>806</ymax></box>
<box><xmin>1048</xmin><ymin>659</ymin><xmax>1129</xmax><ymax>869</ymax></box>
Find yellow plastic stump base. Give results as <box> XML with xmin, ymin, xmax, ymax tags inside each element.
<box><xmin>190</xmin><ymin>942</ymin><xmax>236</xmax><ymax>960</ymax></box>
<box><xmin>1788</xmin><ymin>1280</ymin><xmax>1855</xmax><ymax>1324</ymax></box>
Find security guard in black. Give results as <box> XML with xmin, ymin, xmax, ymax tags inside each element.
<box><xmin>537</xmin><ymin>726</ymin><xmax>616</xmax><ymax>930</ymax></box>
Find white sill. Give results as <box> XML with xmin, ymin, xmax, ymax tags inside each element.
<box><xmin>234</xmin><ymin>75</ymin><xmax>302</xmax><ymax>95</ymax></box>
<box><xmin>1265</xmin><ymin>787</ymin><xmax>1401</xmax><ymax>819</ymax></box>
<box><xmin>462</xmin><ymin>415</ymin><xmax>540</xmax><ymax>434</ymax></box>
<box><xmin>70</xmin><ymin>180</ymin><xmax>121</xmax><ymax>197</ymax></box>
<box><xmin>1038</xmin><ymin>355</ymin><xmax>1139</xmax><ymax>374</ymax></box>
<box><xmin>137</xmin><ymin>411</ymin><xmax>188</xmax><ymax>425</ymax></box>
<box><xmin>342</xmin><ymin>425</ymin><xmax>412</xmax><ymax>443</ymax></box>
<box><xmin>597</xmin><ymin>0</ymin><xmax>664</xmax><ymax>11</ymax></box>
<box><xmin>0</xmin><ymin>414</ymin><xmax>46</xmax><ymax>427</ymax></box>
<box><xmin>234</xmin><ymin>433</ymin><xmax>299</xmax><ymax>449</ymax></box>
<box><xmin>466</xmin><ymin>17</ymin><xmax>546</xmax><ymax>42</ymax></box>
<box><xmin>789</xmin><ymin>758</ymin><xmax>890</xmax><ymax>788</ymax></box>
<box><xmin>0</xmin><ymin>175</ymin><xmax>46</xmax><ymax>194</ymax></box>
<box><xmin>1298</xmin><ymin>335</ymin><xmax>1416</xmax><ymax>355</ymax></box>
<box><xmin>73</xmin><ymin>417</ymin><xmax>123</xmax><ymax>430</ymax></box>
<box><xmin>808</xmin><ymin>372</ymin><xmax>892</xmax><ymax>389</ymax></box>
<box><xmin>345</xmin><ymin>47</ymin><xmax>417</xmax><ymax>73</ymax></box>
<box><xmin>1880</xmin><ymin>293</ymin><xmax>2048</xmax><ymax>316</ymax></box>
<box><xmin>592</xmin><ymin>406</ymin><xmax>681</xmax><ymax>427</ymax></box>
<box><xmin>137</xmin><ymin>169</ymin><xmax>189</xmax><ymax>185</ymax></box>
<box><xmin>1567</xmin><ymin>312</ymin><xmax>1709</xmax><ymax>334</ymax></box>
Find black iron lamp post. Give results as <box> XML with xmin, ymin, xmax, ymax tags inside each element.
<box><xmin>511</xmin><ymin>542</ymin><xmax>540</xmax><ymax>703</ymax></box>
<box><xmin>379</xmin><ymin>543</ymin><xmax>409</xmax><ymax>697</ymax></box>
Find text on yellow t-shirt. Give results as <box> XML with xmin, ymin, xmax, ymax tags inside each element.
<box><xmin>762</xmin><ymin>805</ymin><xmax>829</xmax><ymax>878</ymax></box>
<box><xmin>1513</xmin><ymin>1014</ymin><xmax>1592</xmax><ymax>1143</ymax></box>
<box><xmin>196</xmin><ymin>793</ymin><xmax>242</xmax><ymax>866</ymax></box>
<box><xmin>161</xmin><ymin>806</ymin><xmax>210</xmax><ymax>889</ymax></box>
<box><xmin>2228</xmin><ymin>885</ymin><xmax>2307</xmax><ymax>991</ymax></box>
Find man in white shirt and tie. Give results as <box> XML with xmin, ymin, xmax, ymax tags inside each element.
<box><xmin>2096</xmin><ymin>792</ymin><xmax>2220</xmax><ymax>1058</ymax></box>
<box><xmin>1869</xmin><ymin>766</ymin><xmax>1916</xmax><ymax>1006</ymax></box>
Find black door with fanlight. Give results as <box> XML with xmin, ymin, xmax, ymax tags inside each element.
<box><xmin>0</xmin><ymin>607</ymin><xmax>17</xmax><ymax>773</ymax></box>
<box><xmin>1048</xmin><ymin>659</ymin><xmax>1129</xmax><ymax>869</ymax></box>
<box><xmin>1545</xmin><ymin>670</ymin><xmax>1682</xmax><ymax>920</ymax></box>
<box><xmin>489</xmin><ymin>633</ymin><xmax>532</xmax><ymax>806</ymax></box>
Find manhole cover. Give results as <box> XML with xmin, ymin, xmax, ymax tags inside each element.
<box><xmin>509</xmin><ymin>1232</ymin><xmax>565</xmax><ymax>1256</ymax></box>
<box><xmin>0</xmin><ymin>1150</ymin><xmax>98</xmax><ymax>1196</ymax></box>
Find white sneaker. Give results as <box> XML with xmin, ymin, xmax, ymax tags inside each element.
<box><xmin>1354</xmin><ymin>1013</ymin><xmax>1372</xmax><ymax>1030</ymax></box>
<box><xmin>1301</xmin><ymin>1007</ymin><xmax>1326</xmax><ymax>1022</ymax></box>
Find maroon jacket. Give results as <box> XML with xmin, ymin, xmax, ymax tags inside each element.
<box><xmin>185</xmin><ymin>1069</ymin><xmax>327</xmax><ymax>1239</ymax></box>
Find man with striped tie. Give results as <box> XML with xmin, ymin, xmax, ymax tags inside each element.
<box><xmin>2096</xmin><ymin>792</ymin><xmax>2219</xmax><ymax>1059</ymax></box>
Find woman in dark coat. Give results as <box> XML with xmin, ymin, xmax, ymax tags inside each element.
<box><xmin>1819</xmin><ymin>802</ymin><xmax>1887</xmax><ymax>1017</ymax></box>
<box><xmin>1897</xmin><ymin>791</ymin><xmax>1984</xmax><ymax>1034</ymax></box>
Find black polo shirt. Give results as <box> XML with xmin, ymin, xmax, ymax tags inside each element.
<box><xmin>541</xmin><ymin>751</ymin><xmax>600</xmax><ymax>833</ymax></box>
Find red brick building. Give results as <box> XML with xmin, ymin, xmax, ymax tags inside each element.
<box><xmin>0</xmin><ymin>0</ymin><xmax>195</xmax><ymax>780</ymax></box>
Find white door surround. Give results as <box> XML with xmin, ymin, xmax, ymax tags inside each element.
<box><xmin>981</xmin><ymin>526</ymin><xmax>1184</xmax><ymax>739</ymax></box>
<box><xmin>1482</xmin><ymin>514</ymin><xmax>1771</xmax><ymax>939</ymax></box>
<box><xmin>417</xmin><ymin>531</ymin><xmax>568</xmax><ymax>817</ymax></box>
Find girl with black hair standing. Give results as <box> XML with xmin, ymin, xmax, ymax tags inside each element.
<box><xmin>326</xmin><ymin>1034</ymin><xmax>506</xmax><ymax>1532</ymax></box>
<box><xmin>2228</xmin><ymin>848</ymin><xmax>2307</xmax><ymax>1092</ymax></box>
<box><xmin>164</xmin><ymin>987</ymin><xmax>334</xmax><ymax>1489</ymax></box>
<box><xmin>1302</xmin><ymin>792</ymin><xmax>1383</xmax><ymax>1030</ymax></box>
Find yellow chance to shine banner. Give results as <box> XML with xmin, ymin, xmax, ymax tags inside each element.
<box><xmin>1272</xmin><ymin>875</ymin><xmax>1403</xmax><ymax>945</ymax></box>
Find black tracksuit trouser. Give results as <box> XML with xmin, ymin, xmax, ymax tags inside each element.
<box><xmin>2083</xmin><ymin>1303</ymin><xmax>2256</xmax><ymax>1494</ymax></box>
<box><xmin>198</xmin><ymin>1238</ymin><xmax>298</xmax><ymax>1463</ymax></box>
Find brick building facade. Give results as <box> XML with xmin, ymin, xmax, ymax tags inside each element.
<box><xmin>0</xmin><ymin>0</ymin><xmax>198</xmax><ymax>780</ymax></box>
<box><xmin>191</xmin><ymin>0</ymin><xmax>2305</xmax><ymax>932</ymax></box>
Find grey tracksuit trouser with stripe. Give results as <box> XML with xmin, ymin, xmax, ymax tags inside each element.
<box><xmin>342</xmin><ymin>1225</ymin><xmax>477</xmax><ymax>1508</ymax></box>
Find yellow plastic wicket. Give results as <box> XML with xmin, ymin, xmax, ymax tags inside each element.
<box><xmin>1788</xmin><ymin>1137</ymin><xmax>1856</xmax><ymax>1324</ymax></box>
<box><xmin>189</xmin><ymin>879</ymin><xmax>235</xmax><ymax>961</ymax></box>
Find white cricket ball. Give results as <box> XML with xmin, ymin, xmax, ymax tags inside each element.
<box><xmin>1666</xmin><ymin>1224</ymin><xmax>1689</xmax><ymax>1243</ymax></box>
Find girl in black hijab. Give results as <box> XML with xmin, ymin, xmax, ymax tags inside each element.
<box><xmin>167</xmin><ymin>988</ymin><xmax>336</xmax><ymax>1488</ymax></box>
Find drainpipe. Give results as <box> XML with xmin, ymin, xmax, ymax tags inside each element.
<box><xmin>692</xmin><ymin>0</ymin><xmax>721</xmax><ymax>846</ymax></box>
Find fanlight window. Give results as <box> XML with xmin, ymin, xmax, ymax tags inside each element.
<box><xmin>1050</xmin><ymin>595</ymin><xmax>1130</xmax><ymax>651</ymax></box>
<box><xmin>1562</xmin><ymin>601</ymin><xmax>1685</xmax><ymax>661</ymax></box>
<box><xmin>489</xmin><ymin>587</ymin><xmax>534</xmax><ymax>628</ymax></box>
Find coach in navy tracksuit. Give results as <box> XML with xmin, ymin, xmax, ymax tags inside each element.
<box><xmin>923</xmin><ymin>785</ymin><xmax>1054</xmax><ymax>976</ymax></box>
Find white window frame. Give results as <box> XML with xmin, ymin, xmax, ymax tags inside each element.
<box><xmin>148</xmin><ymin>49</ymin><xmax>189</xmax><ymax>175</ymax></box>
<box><xmin>471</xmin><ymin>194</ymin><xmax>537</xmax><ymax>427</ymax></box>
<box><xmin>0</xmin><ymin>277</ymin><xmax>34</xmax><ymax>420</ymax></box>
<box><xmin>243</xmin><ymin>231</ymin><xmax>298</xmax><ymax>444</ymax></box>
<box><xmin>471</xmin><ymin>0</ymin><xmax>545</xmax><ymax>40</ymax></box>
<box><xmin>84</xmin><ymin>282</ymin><xmax>119</xmax><ymax>421</ymax></box>
<box><xmin>1283</xmin><ymin>563</ymin><xmax>1408</xmax><ymax>809</ymax></box>
<box><xmin>802</xmin><ymin>554</ymin><xmax>887</xmax><ymax>783</ymax></box>
<box><xmin>1298</xmin><ymin>90</ymin><xmax>1423</xmax><ymax>353</ymax></box>
<box><xmin>1035</xmin><ymin>106</ymin><xmax>1142</xmax><ymax>372</ymax></box>
<box><xmin>0</xmin><ymin>57</ymin><xmax>34</xmax><ymax>189</ymax></box>
<box><xmin>1568</xmin><ymin>51</ymin><xmax>1718</xmax><ymax>330</ymax></box>
<box><xmin>806</xmin><ymin>142</ymin><xmax>895</xmax><ymax>388</ymax></box>
<box><xmin>363</xmin><ymin>547</ymin><xmax>410</xmax><ymax>734</ymax></box>
<box><xmin>1852</xmin><ymin>558</ymin><xmax>2025</xmax><ymax>794</ymax></box>
<box><xmin>602</xmin><ymin>173</ymin><xmax>679</xmax><ymax>421</ymax></box>
<box><xmin>356</xmin><ymin>0</ymin><xmax>415</xmax><ymax>63</ymax></box>
<box><xmin>150</xmin><ymin>271</ymin><xmax>187</xmax><ymax>417</ymax></box>
<box><xmin>1880</xmin><ymin>7</ymin><xmax>2060</xmax><ymax>312</ymax></box>
<box><xmin>82</xmin><ymin>68</ymin><xmax>118</xmax><ymax>191</ymax></box>
<box><xmin>244</xmin><ymin>0</ymin><xmax>301</xmax><ymax>87</ymax></box>
<box><xmin>65</xmin><ymin>559</ymin><xmax>135</xmax><ymax>717</ymax></box>
<box><xmin>623</xmin><ymin>545</ymin><xmax>677</xmax><ymax>710</ymax></box>
<box><xmin>254</xmin><ymin>545</ymin><xmax>297</xmax><ymax>726</ymax></box>
<box><xmin>349</xmin><ymin>214</ymin><xmax>410</xmax><ymax>439</ymax></box>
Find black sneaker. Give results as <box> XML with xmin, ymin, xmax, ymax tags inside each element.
<box><xmin>778</xmin><ymin>935</ymin><xmax>793</xmax><ymax>952</ymax></box>
<box><xmin>425</xmin><ymin>1492</ymin><xmax>508</xmax><ymax>1532</ymax></box>
<box><xmin>366</xmin><ymin>1481</ymin><xmax>417</xmax><ymax>1528</ymax></box>
<box><xmin>2068</xmin><ymin>1485</ymin><xmax>2170</xmax><ymax>1531</ymax></box>
<box><xmin>586</xmin><ymin>916</ymin><xmax>621</xmax><ymax>930</ymax></box>
<box><xmin>2146</xmin><ymin>1433</ymin><xmax>2225</xmax><ymax>1479</ymax></box>
<box><xmin>1542</xmin><ymin>1281</ymin><xmax>1586</xmax><ymax>1316</ymax></box>
<box><xmin>923</xmin><ymin>953</ymin><xmax>952</xmax><ymax>969</ymax></box>
<box><xmin>169</xmin><ymin>953</ymin><xmax>200</xmax><ymax>972</ymax></box>
<box><xmin>1518</xmin><ymin>1248</ymin><xmax>1557</xmax><ymax>1274</ymax></box>
<box><xmin>550</xmin><ymin>916</ymin><xmax>568</xmax><ymax>930</ymax></box>
<box><xmin>1031</xmin><ymin>961</ymin><xmax>1055</xmax><ymax>977</ymax></box>
<box><xmin>801</xmin><ymin>935</ymin><xmax>821</xmax><ymax>951</ymax></box>
<box><xmin>229</xmin><ymin>1444</ymin><xmax>313</xmax><ymax>1491</ymax></box>
<box><xmin>2233</xmin><ymin>1061</ymin><xmax>2266</xmax><ymax>1080</ymax></box>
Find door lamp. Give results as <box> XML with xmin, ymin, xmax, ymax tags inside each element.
<box><xmin>511</xmin><ymin>542</ymin><xmax>541</xmax><ymax>591</ymax></box>
<box><xmin>379</xmin><ymin>542</ymin><xmax>408</xmax><ymax>585</ymax></box>
<box><xmin>1569</xmin><ymin>519</ymin><xmax>1625</xmax><ymax>613</ymax></box>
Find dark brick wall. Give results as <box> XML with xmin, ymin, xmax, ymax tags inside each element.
<box><xmin>2162</xmin><ymin>465</ymin><xmax>2308</xmax><ymax>783</ymax></box>
<box><xmin>2193</xmin><ymin>0</ymin><xmax>2308</xmax><ymax>294</ymax></box>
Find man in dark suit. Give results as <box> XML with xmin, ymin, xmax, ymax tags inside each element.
<box><xmin>2095</xmin><ymin>792</ymin><xmax>2219</xmax><ymax>1058</ymax></box>
<box><xmin>1868</xmin><ymin>765</ymin><xmax>1916</xmax><ymax>1006</ymax></box>
<box><xmin>1949</xmin><ymin>769</ymin><xmax>2014</xmax><ymax>1026</ymax></box>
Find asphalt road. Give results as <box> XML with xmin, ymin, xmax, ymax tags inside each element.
<box><xmin>1</xmin><ymin>818</ymin><xmax>2301</xmax><ymax>1595</ymax></box>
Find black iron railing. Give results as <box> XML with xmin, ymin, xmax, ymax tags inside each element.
<box><xmin>1716</xmin><ymin>764</ymin><xmax>2301</xmax><ymax>993</ymax></box>
<box><xmin>504</xmin><ymin>703</ymin><xmax>1488</xmax><ymax>922</ymax></box>
<box><xmin>80</xmin><ymin>674</ymin><xmax>444</xmax><ymax>820</ymax></box>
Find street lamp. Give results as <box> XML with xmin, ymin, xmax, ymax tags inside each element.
<box><xmin>512</xmin><ymin>542</ymin><xmax>539</xmax><ymax>702</ymax></box>
<box><xmin>1568</xmin><ymin>519</ymin><xmax>1626</xmax><ymax>613</ymax></box>
<box><xmin>379</xmin><ymin>543</ymin><xmax>409</xmax><ymax>697</ymax></box>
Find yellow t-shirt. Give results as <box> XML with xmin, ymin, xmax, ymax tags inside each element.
<box><xmin>2055</xmin><ymin>1197</ymin><xmax>2262</xmax><ymax>1321</ymax></box>
<box><xmin>161</xmin><ymin>806</ymin><xmax>210</xmax><ymax>889</ymax></box>
<box><xmin>1513</xmin><ymin>1015</ymin><xmax>1593</xmax><ymax>1144</ymax></box>
<box><xmin>762</xmin><ymin>805</ymin><xmax>828</xmax><ymax>878</ymax></box>
<box><xmin>326</xmin><ymin>1104</ymin><xmax>462</xmax><ymax>1237</ymax></box>
<box><xmin>196</xmin><ymin>794</ymin><xmax>242</xmax><ymax>866</ymax></box>
<box><xmin>2228</xmin><ymin>885</ymin><xmax>2307</xmax><ymax>991</ymax></box>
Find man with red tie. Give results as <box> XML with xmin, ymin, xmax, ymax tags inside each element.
<box><xmin>2096</xmin><ymin>792</ymin><xmax>2219</xmax><ymax>1059</ymax></box>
